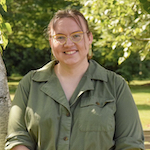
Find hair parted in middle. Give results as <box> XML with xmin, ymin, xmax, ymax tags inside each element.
<box><xmin>47</xmin><ymin>9</ymin><xmax>91</xmax><ymax>37</ymax></box>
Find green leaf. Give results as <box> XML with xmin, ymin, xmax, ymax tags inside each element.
<box><xmin>2</xmin><ymin>34</ymin><xmax>8</xmax><ymax>49</ymax></box>
<box><xmin>0</xmin><ymin>45</ymin><xmax>2</xmax><ymax>54</ymax></box>
<box><xmin>118</xmin><ymin>57</ymin><xmax>125</xmax><ymax>65</ymax></box>
<box><xmin>5</xmin><ymin>23</ymin><xmax>12</xmax><ymax>33</ymax></box>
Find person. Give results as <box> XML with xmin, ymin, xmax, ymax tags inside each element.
<box><xmin>5</xmin><ymin>9</ymin><xmax>144</xmax><ymax>150</ymax></box>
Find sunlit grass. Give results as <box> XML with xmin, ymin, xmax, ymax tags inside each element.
<box><xmin>8</xmin><ymin>76</ymin><xmax>21</xmax><ymax>100</ymax></box>
<box><xmin>129</xmin><ymin>80</ymin><xmax>150</xmax><ymax>130</ymax></box>
<box><xmin>130</xmin><ymin>79</ymin><xmax>150</xmax><ymax>85</ymax></box>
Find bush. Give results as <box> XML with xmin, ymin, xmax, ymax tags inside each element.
<box><xmin>117</xmin><ymin>52</ymin><xmax>150</xmax><ymax>82</ymax></box>
<box><xmin>3</xmin><ymin>43</ymin><xmax>51</xmax><ymax>76</ymax></box>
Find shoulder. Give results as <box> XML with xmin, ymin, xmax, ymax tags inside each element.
<box><xmin>89</xmin><ymin>60</ymin><xmax>132</xmax><ymax>103</ymax></box>
<box><xmin>89</xmin><ymin>60</ymin><xmax>128</xmax><ymax>96</ymax></box>
<box><xmin>20</xmin><ymin>60</ymin><xmax>56</xmax><ymax>84</ymax></box>
<box><xmin>89</xmin><ymin>59</ymin><xmax>125</xmax><ymax>84</ymax></box>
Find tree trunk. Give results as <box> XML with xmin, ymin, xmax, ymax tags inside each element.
<box><xmin>0</xmin><ymin>53</ymin><xmax>11</xmax><ymax>149</ymax></box>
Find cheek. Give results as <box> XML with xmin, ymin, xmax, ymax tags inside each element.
<box><xmin>51</xmin><ymin>49</ymin><xmax>56</xmax><ymax>57</ymax></box>
<box><xmin>51</xmin><ymin>44</ymin><xmax>62</xmax><ymax>58</ymax></box>
<box><xmin>81</xmin><ymin>41</ymin><xmax>90</xmax><ymax>53</ymax></box>
<box><xmin>52</xmin><ymin>48</ymin><xmax>58</xmax><ymax>58</ymax></box>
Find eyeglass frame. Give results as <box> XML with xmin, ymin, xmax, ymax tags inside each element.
<box><xmin>50</xmin><ymin>31</ymin><xmax>89</xmax><ymax>45</ymax></box>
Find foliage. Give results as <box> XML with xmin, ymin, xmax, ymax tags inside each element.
<box><xmin>1</xmin><ymin>0</ymin><xmax>82</xmax><ymax>76</ymax></box>
<box><xmin>81</xmin><ymin>0</ymin><xmax>150</xmax><ymax>62</ymax></box>
<box><xmin>80</xmin><ymin>0</ymin><xmax>150</xmax><ymax>81</ymax></box>
<box><xmin>6</xmin><ymin>0</ymin><xmax>81</xmax><ymax>50</ymax></box>
<box><xmin>3</xmin><ymin>44</ymin><xmax>51</xmax><ymax>76</ymax></box>
<box><xmin>0</xmin><ymin>0</ymin><xmax>12</xmax><ymax>53</ymax></box>
<box><xmin>138</xmin><ymin>0</ymin><xmax>150</xmax><ymax>13</ymax></box>
<box><xmin>117</xmin><ymin>52</ymin><xmax>141</xmax><ymax>82</ymax></box>
<box><xmin>117</xmin><ymin>52</ymin><xmax>150</xmax><ymax>82</ymax></box>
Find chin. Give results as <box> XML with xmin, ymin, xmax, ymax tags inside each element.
<box><xmin>64</xmin><ymin>59</ymin><xmax>79</xmax><ymax>65</ymax></box>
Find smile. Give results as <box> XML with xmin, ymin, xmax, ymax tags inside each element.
<box><xmin>64</xmin><ymin>51</ymin><xmax>77</xmax><ymax>55</ymax></box>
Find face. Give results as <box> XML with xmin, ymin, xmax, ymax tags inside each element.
<box><xmin>49</xmin><ymin>17</ymin><xmax>93</xmax><ymax>67</ymax></box>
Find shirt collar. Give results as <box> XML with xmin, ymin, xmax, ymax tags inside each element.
<box><xmin>85</xmin><ymin>59</ymin><xmax>108</xmax><ymax>82</ymax></box>
<box><xmin>32</xmin><ymin>59</ymin><xmax>108</xmax><ymax>82</ymax></box>
<box><xmin>32</xmin><ymin>60</ymin><xmax>57</xmax><ymax>82</ymax></box>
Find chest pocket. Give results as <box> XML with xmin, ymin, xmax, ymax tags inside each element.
<box><xmin>78</xmin><ymin>96</ymin><xmax>115</xmax><ymax>132</ymax></box>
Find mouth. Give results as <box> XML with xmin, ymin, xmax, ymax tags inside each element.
<box><xmin>64</xmin><ymin>50</ymin><xmax>77</xmax><ymax>55</ymax></box>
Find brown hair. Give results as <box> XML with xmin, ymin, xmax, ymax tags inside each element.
<box><xmin>47</xmin><ymin>9</ymin><xmax>90</xmax><ymax>37</ymax></box>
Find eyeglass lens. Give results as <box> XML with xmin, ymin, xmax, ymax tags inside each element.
<box><xmin>53</xmin><ymin>32</ymin><xmax>83</xmax><ymax>44</ymax></box>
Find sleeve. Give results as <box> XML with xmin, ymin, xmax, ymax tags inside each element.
<box><xmin>114</xmin><ymin>76</ymin><xmax>145</xmax><ymax>150</ymax></box>
<box><xmin>5</xmin><ymin>71</ymin><xmax>36</xmax><ymax>150</ymax></box>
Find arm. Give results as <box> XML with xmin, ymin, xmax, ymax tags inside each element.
<box><xmin>114</xmin><ymin>77</ymin><xmax>144</xmax><ymax>150</ymax></box>
<box><xmin>5</xmin><ymin>72</ymin><xmax>35</xmax><ymax>150</ymax></box>
<box><xmin>11</xmin><ymin>145</ymin><xmax>29</xmax><ymax>150</ymax></box>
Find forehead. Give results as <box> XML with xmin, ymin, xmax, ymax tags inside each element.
<box><xmin>52</xmin><ymin>16</ymin><xmax>87</xmax><ymax>34</ymax></box>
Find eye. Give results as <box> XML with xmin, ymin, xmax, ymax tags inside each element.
<box><xmin>72</xmin><ymin>34</ymin><xmax>81</xmax><ymax>39</ymax></box>
<box><xmin>55</xmin><ymin>35</ymin><xmax>65</xmax><ymax>40</ymax></box>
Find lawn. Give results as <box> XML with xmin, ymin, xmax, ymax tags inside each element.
<box><xmin>7</xmin><ymin>76</ymin><xmax>22</xmax><ymax>100</ymax></box>
<box><xmin>8</xmin><ymin>77</ymin><xmax>150</xmax><ymax>130</ymax></box>
<box><xmin>129</xmin><ymin>80</ymin><xmax>150</xmax><ymax>130</ymax></box>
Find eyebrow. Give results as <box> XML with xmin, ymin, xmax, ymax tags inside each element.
<box><xmin>55</xmin><ymin>30</ymin><xmax>83</xmax><ymax>35</ymax></box>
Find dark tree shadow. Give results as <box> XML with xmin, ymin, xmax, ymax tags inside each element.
<box><xmin>136</xmin><ymin>104</ymin><xmax>150</xmax><ymax>110</ymax></box>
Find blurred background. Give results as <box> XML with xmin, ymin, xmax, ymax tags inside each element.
<box><xmin>0</xmin><ymin>0</ymin><xmax>150</xmax><ymax>83</ymax></box>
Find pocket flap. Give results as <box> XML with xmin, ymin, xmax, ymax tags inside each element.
<box><xmin>80</xmin><ymin>96</ymin><xmax>115</xmax><ymax>108</ymax></box>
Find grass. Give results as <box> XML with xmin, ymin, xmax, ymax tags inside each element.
<box><xmin>7</xmin><ymin>76</ymin><xmax>22</xmax><ymax>100</ymax></box>
<box><xmin>8</xmin><ymin>76</ymin><xmax>150</xmax><ymax>130</ymax></box>
<box><xmin>129</xmin><ymin>80</ymin><xmax>150</xmax><ymax>130</ymax></box>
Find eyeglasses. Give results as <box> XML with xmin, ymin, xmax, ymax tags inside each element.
<box><xmin>50</xmin><ymin>31</ymin><xmax>88</xmax><ymax>45</ymax></box>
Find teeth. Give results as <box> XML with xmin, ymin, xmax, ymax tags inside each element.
<box><xmin>65</xmin><ymin>51</ymin><xmax>76</xmax><ymax>55</ymax></box>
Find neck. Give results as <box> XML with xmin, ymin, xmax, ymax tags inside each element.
<box><xmin>55</xmin><ymin>60</ymin><xmax>89</xmax><ymax>79</ymax></box>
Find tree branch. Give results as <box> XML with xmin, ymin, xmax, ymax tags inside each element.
<box><xmin>134</xmin><ymin>36</ymin><xmax>150</xmax><ymax>41</ymax></box>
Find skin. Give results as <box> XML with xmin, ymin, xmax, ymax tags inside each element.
<box><xmin>49</xmin><ymin>17</ymin><xmax>93</xmax><ymax>70</ymax></box>
<box><xmin>11</xmin><ymin>145</ymin><xmax>29</xmax><ymax>150</ymax></box>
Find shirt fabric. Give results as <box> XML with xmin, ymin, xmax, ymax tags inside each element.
<box><xmin>5</xmin><ymin>59</ymin><xmax>144</xmax><ymax>150</ymax></box>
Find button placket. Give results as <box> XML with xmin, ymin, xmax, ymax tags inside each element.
<box><xmin>57</xmin><ymin>105</ymin><xmax>71</xmax><ymax>149</ymax></box>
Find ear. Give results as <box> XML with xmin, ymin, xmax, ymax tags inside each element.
<box><xmin>88</xmin><ymin>32</ymin><xmax>93</xmax><ymax>45</ymax></box>
<box><xmin>49</xmin><ymin>38</ymin><xmax>52</xmax><ymax>47</ymax></box>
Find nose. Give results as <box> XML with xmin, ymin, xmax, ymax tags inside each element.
<box><xmin>64</xmin><ymin>36</ymin><xmax>74</xmax><ymax>47</ymax></box>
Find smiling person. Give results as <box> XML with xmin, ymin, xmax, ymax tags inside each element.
<box><xmin>5</xmin><ymin>9</ymin><xmax>144</xmax><ymax>150</ymax></box>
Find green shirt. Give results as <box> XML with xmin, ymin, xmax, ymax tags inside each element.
<box><xmin>5</xmin><ymin>60</ymin><xmax>144</xmax><ymax>150</ymax></box>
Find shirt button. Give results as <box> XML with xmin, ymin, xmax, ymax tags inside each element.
<box><xmin>64</xmin><ymin>137</ymin><xmax>68</xmax><ymax>141</ymax></box>
<box><xmin>96</xmin><ymin>102</ymin><xmax>100</xmax><ymax>105</ymax></box>
<box><xmin>66</xmin><ymin>112</ymin><xmax>70</xmax><ymax>117</ymax></box>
